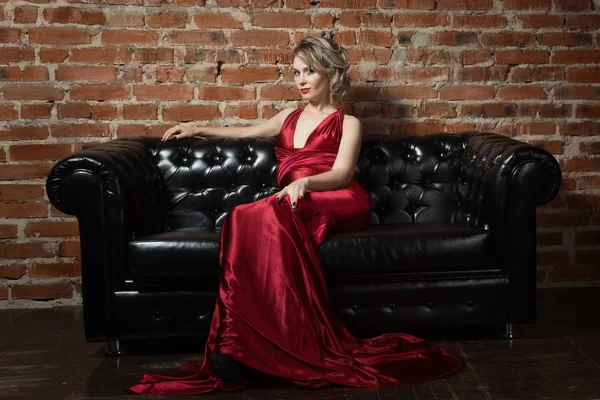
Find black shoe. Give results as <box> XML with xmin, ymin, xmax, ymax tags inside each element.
<box><xmin>211</xmin><ymin>351</ymin><xmax>244</xmax><ymax>382</ymax></box>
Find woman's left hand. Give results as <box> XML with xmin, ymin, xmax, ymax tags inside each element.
<box><xmin>275</xmin><ymin>178</ymin><xmax>309</xmax><ymax>212</ymax></box>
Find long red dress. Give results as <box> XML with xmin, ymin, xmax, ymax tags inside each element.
<box><xmin>127</xmin><ymin>107</ymin><xmax>462</xmax><ymax>396</ymax></box>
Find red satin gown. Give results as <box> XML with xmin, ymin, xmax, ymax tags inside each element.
<box><xmin>127</xmin><ymin>107</ymin><xmax>462</xmax><ymax>396</ymax></box>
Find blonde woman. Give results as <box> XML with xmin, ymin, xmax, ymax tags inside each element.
<box><xmin>128</xmin><ymin>36</ymin><xmax>462</xmax><ymax>396</ymax></box>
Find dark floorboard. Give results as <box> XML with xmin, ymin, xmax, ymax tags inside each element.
<box><xmin>1</xmin><ymin>287</ymin><xmax>600</xmax><ymax>399</ymax></box>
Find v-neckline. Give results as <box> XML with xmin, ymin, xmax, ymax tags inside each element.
<box><xmin>292</xmin><ymin>107</ymin><xmax>340</xmax><ymax>149</ymax></box>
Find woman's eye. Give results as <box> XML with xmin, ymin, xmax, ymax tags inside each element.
<box><xmin>308</xmin><ymin>69</ymin><xmax>314</xmax><ymax>74</ymax></box>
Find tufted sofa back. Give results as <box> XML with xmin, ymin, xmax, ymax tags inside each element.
<box><xmin>152</xmin><ymin>133</ymin><xmax>487</xmax><ymax>232</ymax></box>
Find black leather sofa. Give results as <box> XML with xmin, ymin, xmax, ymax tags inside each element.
<box><xmin>47</xmin><ymin>132</ymin><xmax>561</xmax><ymax>355</ymax></box>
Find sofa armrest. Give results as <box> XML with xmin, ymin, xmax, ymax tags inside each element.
<box><xmin>46</xmin><ymin>136</ymin><xmax>165</xmax><ymax>341</ymax></box>
<box><xmin>459</xmin><ymin>132</ymin><xmax>562</xmax><ymax>323</ymax></box>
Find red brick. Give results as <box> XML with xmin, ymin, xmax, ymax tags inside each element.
<box><xmin>102</xmin><ymin>30</ymin><xmax>157</xmax><ymax>46</ymax></box>
<box><xmin>566</xmin><ymin>194</ymin><xmax>600</xmax><ymax>209</ymax></box>
<box><xmin>0</xmin><ymin>66</ymin><xmax>21</xmax><ymax>81</ymax></box>
<box><xmin>567</xmin><ymin>67</ymin><xmax>600</xmax><ymax>83</ymax></box>
<box><xmin>518</xmin><ymin>14</ymin><xmax>564</xmax><ymax>29</ymax></box>
<box><xmin>561</xmin><ymin>122</ymin><xmax>600</xmax><ymax>136</ymax></box>
<box><xmin>0</xmin><ymin>105</ymin><xmax>18</xmax><ymax>120</ymax></box>
<box><xmin>30</xmin><ymin>262</ymin><xmax>81</xmax><ymax>278</ymax></box>
<box><xmin>3</xmin><ymin>84</ymin><xmax>64</xmax><ymax>100</ymax></box>
<box><xmin>0</xmin><ymin>163</ymin><xmax>53</xmax><ymax>180</ymax></box>
<box><xmin>133</xmin><ymin>85</ymin><xmax>193</xmax><ymax>101</ymax></box>
<box><xmin>563</xmin><ymin>157</ymin><xmax>600</xmax><ymax>173</ymax></box>
<box><xmin>509</xmin><ymin>66</ymin><xmax>564</xmax><ymax>82</ymax></box>
<box><xmin>163</xmin><ymin>105</ymin><xmax>221</xmax><ymax>122</ymax></box>
<box><xmin>348</xmin><ymin>86</ymin><xmax>380</xmax><ymax>101</ymax></box>
<box><xmin>440</xmin><ymin>85</ymin><xmax>494</xmax><ymax>100</ymax></box>
<box><xmin>555</xmin><ymin>86</ymin><xmax>600</xmax><ymax>100</ymax></box>
<box><xmin>381</xmin><ymin>85</ymin><xmax>436</xmax><ymax>100</ymax></box>
<box><xmin>537</xmin><ymin>250</ymin><xmax>569</xmax><ymax>267</ymax></box>
<box><xmin>417</xmin><ymin>102</ymin><xmax>456</xmax><ymax>118</ymax></box>
<box><xmin>123</xmin><ymin>104</ymin><xmax>157</xmax><ymax>120</ymax></box>
<box><xmin>580</xmin><ymin>142</ymin><xmax>600</xmax><ymax>154</ymax></box>
<box><xmin>497</xmin><ymin>85</ymin><xmax>547</xmax><ymax>100</ymax></box>
<box><xmin>24</xmin><ymin>220</ymin><xmax>79</xmax><ymax>237</ymax></box>
<box><xmin>577</xmin><ymin>105</ymin><xmax>600</xmax><ymax>119</ymax></box>
<box><xmin>455</xmin><ymin>66</ymin><xmax>509</xmax><ymax>82</ymax></box>
<box><xmin>0</xmin><ymin>47</ymin><xmax>35</xmax><ymax>63</ymax></box>
<box><xmin>199</xmin><ymin>86</ymin><xmax>256</xmax><ymax>101</ymax></box>
<box><xmin>253</xmin><ymin>12</ymin><xmax>310</xmax><ymax>28</ymax></box>
<box><xmin>435</xmin><ymin>31</ymin><xmax>479</xmax><ymax>46</ymax></box>
<box><xmin>70</xmin><ymin>84</ymin><xmax>130</xmax><ymax>101</ymax></box>
<box><xmin>0</xmin><ymin>264</ymin><xmax>26</xmax><ymax>279</ymax></box>
<box><xmin>51</xmin><ymin>123</ymin><xmax>110</xmax><ymax>138</ymax></box>
<box><xmin>332</xmin><ymin>31</ymin><xmax>357</xmax><ymax>46</ymax></box>
<box><xmin>0</xmin><ymin>242</ymin><xmax>53</xmax><ymax>259</ymax></box>
<box><xmin>437</xmin><ymin>0</ymin><xmax>492</xmax><ymax>9</ymax></box>
<box><xmin>460</xmin><ymin>103</ymin><xmax>516</xmax><ymax>118</ymax></box>
<box><xmin>147</xmin><ymin>11</ymin><xmax>187</xmax><ymax>28</ymax></box>
<box><xmin>221</xmin><ymin>67</ymin><xmax>279</xmax><ymax>83</ymax></box>
<box><xmin>358</xmin><ymin>30</ymin><xmax>395</xmax><ymax>47</ymax></box>
<box><xmin>175</xmin><ymin>0</ymin><xmax>205</xmax><ymax>4</ymax></box>
<box><xmin>539</xmin><ymin>32</ymin><xmax>593</xmax><ymax>47</ymax></box>
<box><xmin>575</xmin><ymin>250</ymin><xmax>600</xmax><ymax>265</ymax></box>
<box><xmin>214</xmin><ymin>0</ymin><xmax>248</xmax><ymax>5</ymax></box>
<box><xmin>43</xmin><ymin>7</ymin><xmax>105</xmax><ymax>25</ymax></box>
<box><xmin>105</xmin><ymin>11</ymin><xmax>145</xmax><ymax>27</ymax></box>
<box><xmin>555</xmin><ymin>0</ymin><xmax>590</xmax><ymax>11</ymax></box>
<box><xmin>461</xmin><ymin>49</ymin><xmax>492</xmax><ymax>65</ymax></box>
<box><xmin>553</xmin><ymin>50</ymin><xmax>600</xmax><ymax>64</ymax></box>
<box><xmin>320</xmin><ymin>0</ymin><xmax>376</xmax><ymax>7</ymax></box>
<box><xmin>231</xmin><ymin>30</ymin><xmax>290</xmax><ymax>47</ymax></box>
<box><xmin>70</xmin><ymin>47</ymin><xmax>132</xmax><ymax>63</ymax></box>
<box><xmin>566</xmin><ymin>15</ymin><xmax>600</xmax><ymax>31</ymax></box>
<box><xmin>0</xmin><ymin>225</ymin><xmax>18</xmax><ymax>239</ymax></box>
<box><xmin>0</xmin><ymin>125</ymin><xmax>49</xmax><ymax>141</ymax></box>
<box><xmin>394</xmin><ymin>67</ymin><xmax>450</xmax><ymax>82</ymax></box>
<box><xmin>22</xmin><ymin>66</ymin><xmax>49</xmax><ymax>81</ymax></box>
<box><xmin>0</xmin><ymin>184</ymin><xmax>44</xmax><ymax>201</ymax></box>
<box><xmin>56</xmin><ymin>66</ymin><xmax>117</xmax><ymax>82</ymax></box>
<box><xmin>529</xmin><ymin>140</ymin><xmax>563</xmax><ymax>155</ymax></box>
<box><xmin>0</xmin><ymin>201</ymin><xmax>47</xmax><ymax>218</ymax></box>
<box><xmin>503</xmin><ymin>0</ymin><xmax>550</xmax><ymax>9</ymax></box>
<box><xmin>394</xmin><ymin>13</ymin><xmax>447</xmax><ymax>27</ymax></box>
<box><xmin>313</xmin><ymin>13</ymin><xmax>335</xmax><ymax>28</ymax></box>
<box><xmin>539</xmin><ymin>104</ymin><xmax>571</xmax><ymax>118</ymax></box>
<box><xmin>169</xmin><ymin>30</ymin><xmax>227</xmax><ymax>46</ymax></box>
<box><xmin>452</xmin><ymin>14</ymin><xmax>505</xmax><ymax>28</ymax></box>
<box><xmin>10</xmin><ymin>144</ymin><xmax>72</xmax><ymax>161</ymax></box>
<box><xmin>537</xmin><ymin>210</ymin><xmax>598</xmax><ymax>227</ymax></box>
<box><xmin>517</xmin><ymin>122</ymin><xmax>556</xmax><ymax>135</ymax></box>
<box><xmin>378</xmin><ymin>0</ymin><xmax>434</xmax><ymax>8</ymax></box>
<box><xmin>29</xmin><ymin>28</ymin><xmax>90</xmax><ymax>44</ymax></box>
<box><xmin>12</xmin><ymin>282</ymin><xmax>73</xmax><ymax>300</ymax></box>
<box><xmin>59</xmin><ymin>240</ymin><xmax>81</xmax><ymax>257</ymax></box>
<box><xmin>39</xmin><ymin>48</ymin><xmax>69</xmax><ymax>63</ymax></box>
<box><xmin>58</xmin><ymin>103</ymin><xmax>91</xmax><ymax>119</ymax></box>
<box><xmin>0</xmin><ymin>28</ymin><xmax>21</xmax><ymax>43</ymax></box>
<box><xmin>224</xmin><ymin>104</ymin><xmax>258</xmax><ymax>120</ymax></box>
<box><xmin>21</xmin><ymin>104</ymin><xmax>52</xmax><ymax>119</ymax></box>
<box><xmin>0</xmin><ymin>285</ymin><xmax>8</xmax><ymax>300</ymax></box>
<box><xmin>14</xmin><ymin>7</ymin><xmax>38</xmax><ymax>24</ymax></box>
<box><xmin>577</xmin><ymin>176</ymin><xmax>600</xmax><ymax>190</ymax></box>
<box><xmin>116</xmin><ymin>123</ymin><xmax>172</xmax><ymax>138</ymax></box>
<box><xmin>361</xmin><ymin>13</ymin><xmax>391</xmax><ymax>27</ymax></box>
<box><xmin>352</xmin><ymin>102</ymin><xmax>382</xmax><ymax>118</ymax></box>
<box><xmin>134</xmin><ymin>48</ymin><xmax>174</xmax><ymax>63</ymax></box>
<box><xmin>259</xmin><ymin>85</ymin><xmax>300</xmax><ymax>101</ymax></box>
<box><xmin>392</xmin><ymin>120</ymin><xmax>445</xmax><ymax>135</ymax></box>
<box><xmin>549</xmin><ymin>265</ymin><xmax>598</xmax><ymax>283</ymax></box>
<box><xmin>193</xmin><ymin>12</ymin><xmax>242</xmax><ymax>28</ymax></box>
<box><xmin>286</xmin><ymin>0</ymin><xmax>311</xmax><ymax>7</ymax></box>
<box><xmin>338</xmin><ymin>11</ymin><xmax>360</xmax><ymax>27</ymax></box>
<box><xmin>482</xmin><ymin>32</ymin><xmax>535</xmax><ymax>47</ymax></box>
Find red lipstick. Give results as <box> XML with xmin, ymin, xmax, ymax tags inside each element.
<box><xmin>300</xmin><ymin>88</ymin><xmax>310</xmax><ymax>94</ymax></box>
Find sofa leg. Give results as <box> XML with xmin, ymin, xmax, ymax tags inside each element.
<box><xmin>504</xmin><ymin>323</ymin><xmax>519</xmax><ymax>339</ymax></box>
<box><xmin>106</xmin><ymin>340</ymin><xmax>122</xmax><ymax>357</ymax></box>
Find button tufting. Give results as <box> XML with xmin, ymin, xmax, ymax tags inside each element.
<box><xmin>389</xmin><ymin>303</ymin><xmax>396</xmax><ymax>311</ymax></box>
<box><xmin>426</xmin><ymin>301</ymin><xmax>434</xmax><ymax>309</ymax></box>
<box><xmin>351</xmin><ymin>304</ymin><xmax>359</xmax><ymax>311</ymax></box>
<box><xmin>466</xmin><ymin>300</ymin><xmax>474</xmax><ymax>307</ymax></box>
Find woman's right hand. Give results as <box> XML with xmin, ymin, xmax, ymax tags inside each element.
<box><xmin>161</xmin><ymin>125</ymin><xmax>200</xmax><ymax>142</ymax></box>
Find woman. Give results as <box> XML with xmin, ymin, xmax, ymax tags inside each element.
<box><xmin>127</xmin><ymin>36</ymin><xmax>462</xmax><ymax>396</ymax></box>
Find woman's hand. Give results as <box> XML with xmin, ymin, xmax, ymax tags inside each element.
<box><xmin>275</xmin><ymin>178</ymin><xmax>309</xmax><ymax>212</ymax></box>
<box><xmin>161</xmin><ymin>125</ymin><xmax>201</xmax><ymax>142</ymax></box>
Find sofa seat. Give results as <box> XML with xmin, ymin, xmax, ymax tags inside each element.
<box><xmin>128</xmin><ymin>223</ymin><xmax>495</xmax><ymax>283</ymax></box>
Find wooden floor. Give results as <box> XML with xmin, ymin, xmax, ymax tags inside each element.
<box><xmin>2</xmin><ymin>287</ymin><xmax>600</xmax><ymax>400</ymax></box>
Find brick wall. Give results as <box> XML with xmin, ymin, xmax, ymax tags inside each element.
<box><xmin>0</xmin><ymin>0</ymin><xmax>598</xmax><ymax>307</ymax></box>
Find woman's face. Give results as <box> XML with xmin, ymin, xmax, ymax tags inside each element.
<box><xmin>292</xmin><ymin>57</ymin><xmax>330</xmax><ymax>103</ymax></box>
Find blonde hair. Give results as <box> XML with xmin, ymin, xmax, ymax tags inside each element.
<box><xmin>292</xmin><ymin>36</ymin><xmax>350</xmax><ymax>105</ymax></box>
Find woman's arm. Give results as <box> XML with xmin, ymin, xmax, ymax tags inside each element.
<box><xmin>162</xmin><ymin>108</ymin><xmax>295</xmax><ymax>141</ymax></box>
<box><xmin>275</xmin><ymin>116</ymin><xmax>363</xmax><ymax>211</ymax></box>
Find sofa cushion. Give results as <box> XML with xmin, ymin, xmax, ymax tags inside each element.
<box><xmin>128</xmin><ymin>230</ymin><xmax>220</xmax><ymax>281</ymax></box>
<box><xmin>128</xmin><ymin>223</ymin><xmax>495</xmax><ymax>282</ymax></box>
<box><xmin>320</xmin><ymin>223</ymin><xmax>496</xmax><ymax>274</ymax></box>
